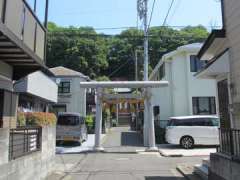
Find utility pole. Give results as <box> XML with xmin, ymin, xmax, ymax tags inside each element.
<box><xmin>143</xmin><ymin>0</ymin><xmax>148</xmax><ymax>81</ymax></box>
<box><xmin>135</xmin><ymin>50</ymin><xmax>138</xmax><ymax>81</ymax></box>
<box><xmin>135</xmin><ymin>50</ymin><xmax>139</xmax><ymax>131</ymax></box>
<box><xmin>137</xmin><ymin>0</ymin><xmax>149</xmax><ymax>81</ymax></box>
<box><xmin>137</xmin><ymin>0</ymin><xmax>157</xmax><ymax>151</ymax></box>
<box><xmin>138</xmin><ymin>0</ymin><xmax>149</xmax><ymax>147</ymax></box>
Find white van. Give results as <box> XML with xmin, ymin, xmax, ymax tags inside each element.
<box><xmin>56</xmin><ymin>113</ymin><xmax>88</xmax><ymax>144</ymax></box>
<box><xmin>165</xmin><ymin>115</ymin><xmax>219</xmax><ymax>149</ymax></box>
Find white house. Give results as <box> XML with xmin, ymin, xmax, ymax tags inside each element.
<box><xmin>49</xmin><ymin>66</ymin><xmax>90</xmax><ymax>116</ymax></box>
<box><xmin>149</xmin><ymin>43</ymin><xmax>218</xmax><ymax>122</ymax></box>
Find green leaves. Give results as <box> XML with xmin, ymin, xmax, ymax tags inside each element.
<box><xmin>47</xmin><ymin>22</ymin><xmax>209</xmax><ymax>80</ymax></box>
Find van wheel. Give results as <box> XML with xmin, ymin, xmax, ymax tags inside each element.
<box><xmin>180</xmin><ymin>136</ymin><xmax>194</xmax><ymax>149</ymax></box>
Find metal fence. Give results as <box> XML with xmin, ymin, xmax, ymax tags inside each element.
<box><xmin>9</xmin><ymin>127</ymin><xmax>42</xmax><ymax>161</ymax></box>
<box><xmin>218</xmin><ymin>128</ymin><xmax>240</xmax><ymax>160</ymax></box>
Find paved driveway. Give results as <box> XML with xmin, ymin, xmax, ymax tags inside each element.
<box><xmin>47</xmin><ymin>127</ymin><xmax>204</xmax><ymax>180</ymax></box>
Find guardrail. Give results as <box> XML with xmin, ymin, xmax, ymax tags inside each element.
<box><xmin>218</xmin><ymin>128</ymin><xmax>240</xmax><ymax>160</ymax></box>
<box><xmin>9</xmin><ymin>127</ymin><xmax>42</xmax><ymax>161</ymax></box>
<box><xmin>0</xmin><ymin>0</ymin><xmax>46</xmax><ymax>60</ymax></box>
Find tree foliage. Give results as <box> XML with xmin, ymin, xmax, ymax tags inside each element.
<box><xmin>47</xmin><ymin>23</ymin><xmax>209</xmax><ymax>80</ymax></box>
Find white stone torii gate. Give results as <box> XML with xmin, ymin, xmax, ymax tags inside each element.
<box><xmin>80</xmin><ymin>81</ymin><xmax>169</xmax><ymax>151</ymax></box>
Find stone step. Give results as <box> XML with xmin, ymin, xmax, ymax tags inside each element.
<box><xmin>194</xmin><ymin>164</ymin><xmax>208</xmax><ymax>180</ymax></box>
<box><xmin>177</xmin><ymin>164</ymin><xmax>202</xmax><ymax>180</ymax></box>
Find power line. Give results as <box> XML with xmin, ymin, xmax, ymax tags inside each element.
<box><xmin>148</xmin><ymin>0</ymin><xmax>156</xmax><ymax>30</ymax></box>
<box><xmin>108</xmin><ymin>59</ymin><xmax>132</xmax><ymax>77</ymax></box>
<box><xmin>168</xmin><ymin>0</ymin><xmax>182</xmax><ymax>25</ymax></box>
<box><xmin>162</xmin><ymin>0</ymin><xmax>175</xmax><ymax>26</ymax></box>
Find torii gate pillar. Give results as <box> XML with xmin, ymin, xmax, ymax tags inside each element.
<box><xmin>146</xmin><ymin>87</ymin><xmax>158</xmax><ymax>151</ymax></box>
<box><xmin>94</xmin><ymin>88</ymin><xmax>104</xmax><ymax>151</ymax></box>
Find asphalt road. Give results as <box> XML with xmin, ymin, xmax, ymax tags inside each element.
<box><xmin>47</xmin><ymin>127</ymin><xmax>204</xmax><ymax>180</ymax></box>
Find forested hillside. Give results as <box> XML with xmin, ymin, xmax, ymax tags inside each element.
<box><xmin>47</xmin><ymin>22</ymin><xmax>209</xmax><ymax>80</ymax></box>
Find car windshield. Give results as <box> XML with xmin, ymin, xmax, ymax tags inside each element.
<box><xmin>57</xmin><ymin>115</ymin><xmax>80</xmax><ymax>126</ymax></box>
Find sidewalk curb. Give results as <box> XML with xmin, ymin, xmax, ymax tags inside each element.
<box><xmin>159</xmin><ymin>150</ymin><xmax>183</xmax><ymax>157</ymax></box>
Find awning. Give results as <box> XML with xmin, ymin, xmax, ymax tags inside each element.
<box><xmin>196</xmin><ymin>49</ymin><xmax>230</xmax><ymax>79</ymax></box>
<box><xmin>14</xmin><ymin>71</ymin><xmax>58</xmax><ymax>103</ymax></box>
<box><xmin>197</xmin><ymin>29</ymin><xmax>226</xmax><ymax>60</ymax></box>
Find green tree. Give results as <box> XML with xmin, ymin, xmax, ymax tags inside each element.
<box><xmin>47</xmin><ymin>23</ymin><xmax>209</xmax><ymax>80</ymax></box>
<box><xmin>47</xmin><ymin>23</ymin><xmax>108</xmax><ymax>79</ymax></box>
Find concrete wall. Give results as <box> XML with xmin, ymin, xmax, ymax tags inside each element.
<box><xmin>2</xmin><ymin>91</ymin><xmax>18</xmax><ymax>129</ymax></box>
<box><xmin>0</xmin><ymin>126</ymin><xmax>56</xmax><ymax>180</ymax></box>
<box><xmin>0</xmin><ymin>128</ymin><xmax>9</xmax><ymax>165</ymax></box>
<box><xmin>57</xmin><ymin>77</ymin><xmax>87</xmax><ymax>116</ymax></box>
<box><xmin>223</xmin><ymin>0</ymin><xmax>240</xmax><ymax>128</ymax></box>
<box><xmin>151</xmin><ymin>62</ymin><xmax>172</xmax><ymax>120</ymax></box>
<box><xmin>209</xmin><ymin>153</ymin><xmax>240</xmax><ymax>180</ymax></box>
<box><xmin>171</xmin><ymin>52</ymin><xmax>190</xmax><ymax>116</ymax></box>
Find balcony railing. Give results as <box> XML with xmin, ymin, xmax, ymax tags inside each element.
<box><xmin>9</xmin><ymin>126</ymin><xmax>42</xmax><ymax>160</ymax></box>
<box><xmin>0</xmin><ymin>0</ymin><xmax>46</xmax><ymax>60</ymax></box>
<box><xmin>218</xmin><ymin>128</ymin><xmax>240</xmax><ymax>161</ymax></box>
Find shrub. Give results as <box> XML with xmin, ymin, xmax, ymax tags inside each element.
<box><xmin>17</xmin><ymin>112</ymin><xmax>26</xmax><ymax>126</ymax></box>
<box><xmin>85</xmin><ymin>115</ymin><xmax>95</xmax><ymax>134</ymax></box>
<box><xmin>86</xmin><ymin>115</ymin><xmax>94</xmax><ymax>127</ymax></box>
<box><xmin>23</xmin><ymin>112</ymin><xmax>57</xmax><ymax>126</ymax></box>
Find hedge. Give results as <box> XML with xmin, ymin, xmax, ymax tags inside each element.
<box><xmin>17</xmin><ymin>112</ymin><xmax>57</xmax><ymax>127</ymax></box>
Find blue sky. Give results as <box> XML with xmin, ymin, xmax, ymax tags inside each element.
<box><xmin>46</xmin><ymin>0</ymin><xmax>222</xmax><ymax>34</ymax></box>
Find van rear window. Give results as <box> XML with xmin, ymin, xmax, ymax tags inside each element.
<box><xmin>57</xmin><ymin>116</ymin><xmax>80</xmax><ymax>126</ymax></box>
<box><xmin>168</xmin><ymin>118</ymin><xmax>219</xmax><ymax>127</ymax></box>
<box><xmin>168</xmin><ymin>119</ymin><xmax>193</xmax><ymax>126</ymax></box>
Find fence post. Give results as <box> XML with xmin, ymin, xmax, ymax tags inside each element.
<box><xmin>230</xmin><ymin>129</ymin><xmax>234</xmax><ymax>156</ymax></box>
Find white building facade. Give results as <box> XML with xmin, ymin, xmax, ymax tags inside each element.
<box><xmin>150</xmin><ymin>43</ymin><xmax>218</xmax><ymax>121</ymax></box>
<box><xmin>50</xmin><ymin>66</ymin><xmax>90</xmax><ymax>116</ymax></box>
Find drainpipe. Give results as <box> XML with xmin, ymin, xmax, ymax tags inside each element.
<box><xmin>227</xmin><ymin>73</ymin><xmax>234</xmax><ymax>128</ymax></box>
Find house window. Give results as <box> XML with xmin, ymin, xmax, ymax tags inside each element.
<box><xmin>192</xmin><ymin>97</ymin><xmax>216</xmax><ymax>115</ymax></box>
<box><xmin>190</xmin><ymin>55</ymin><xmax>208</xmax><ymax>72</ymax></box>
<box><xmin>159</xmin><ymin>63</ymin><xmax>165</xmax><ymax>80</ymax></box>
<box><xmin>58</xmin><ymin>82</ymin><xmax>70</xmax><ymax>94</ymax></box>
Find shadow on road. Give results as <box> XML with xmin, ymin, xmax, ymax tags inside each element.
<box><xmin>145</xmin><ymin>176</ymin><xmax>185</xmax><ymax>180</ymax></box>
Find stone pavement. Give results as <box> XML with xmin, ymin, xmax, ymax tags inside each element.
<box><xmin>46</xmin><ymin>127</ymin><xmax>204</xmax><ymax>180</ymax></box>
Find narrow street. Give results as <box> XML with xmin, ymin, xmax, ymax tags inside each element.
<box><xmin>48</xmin><ymin>127</ymin><xmax>204</xmax><ymax>180</ymax></box>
